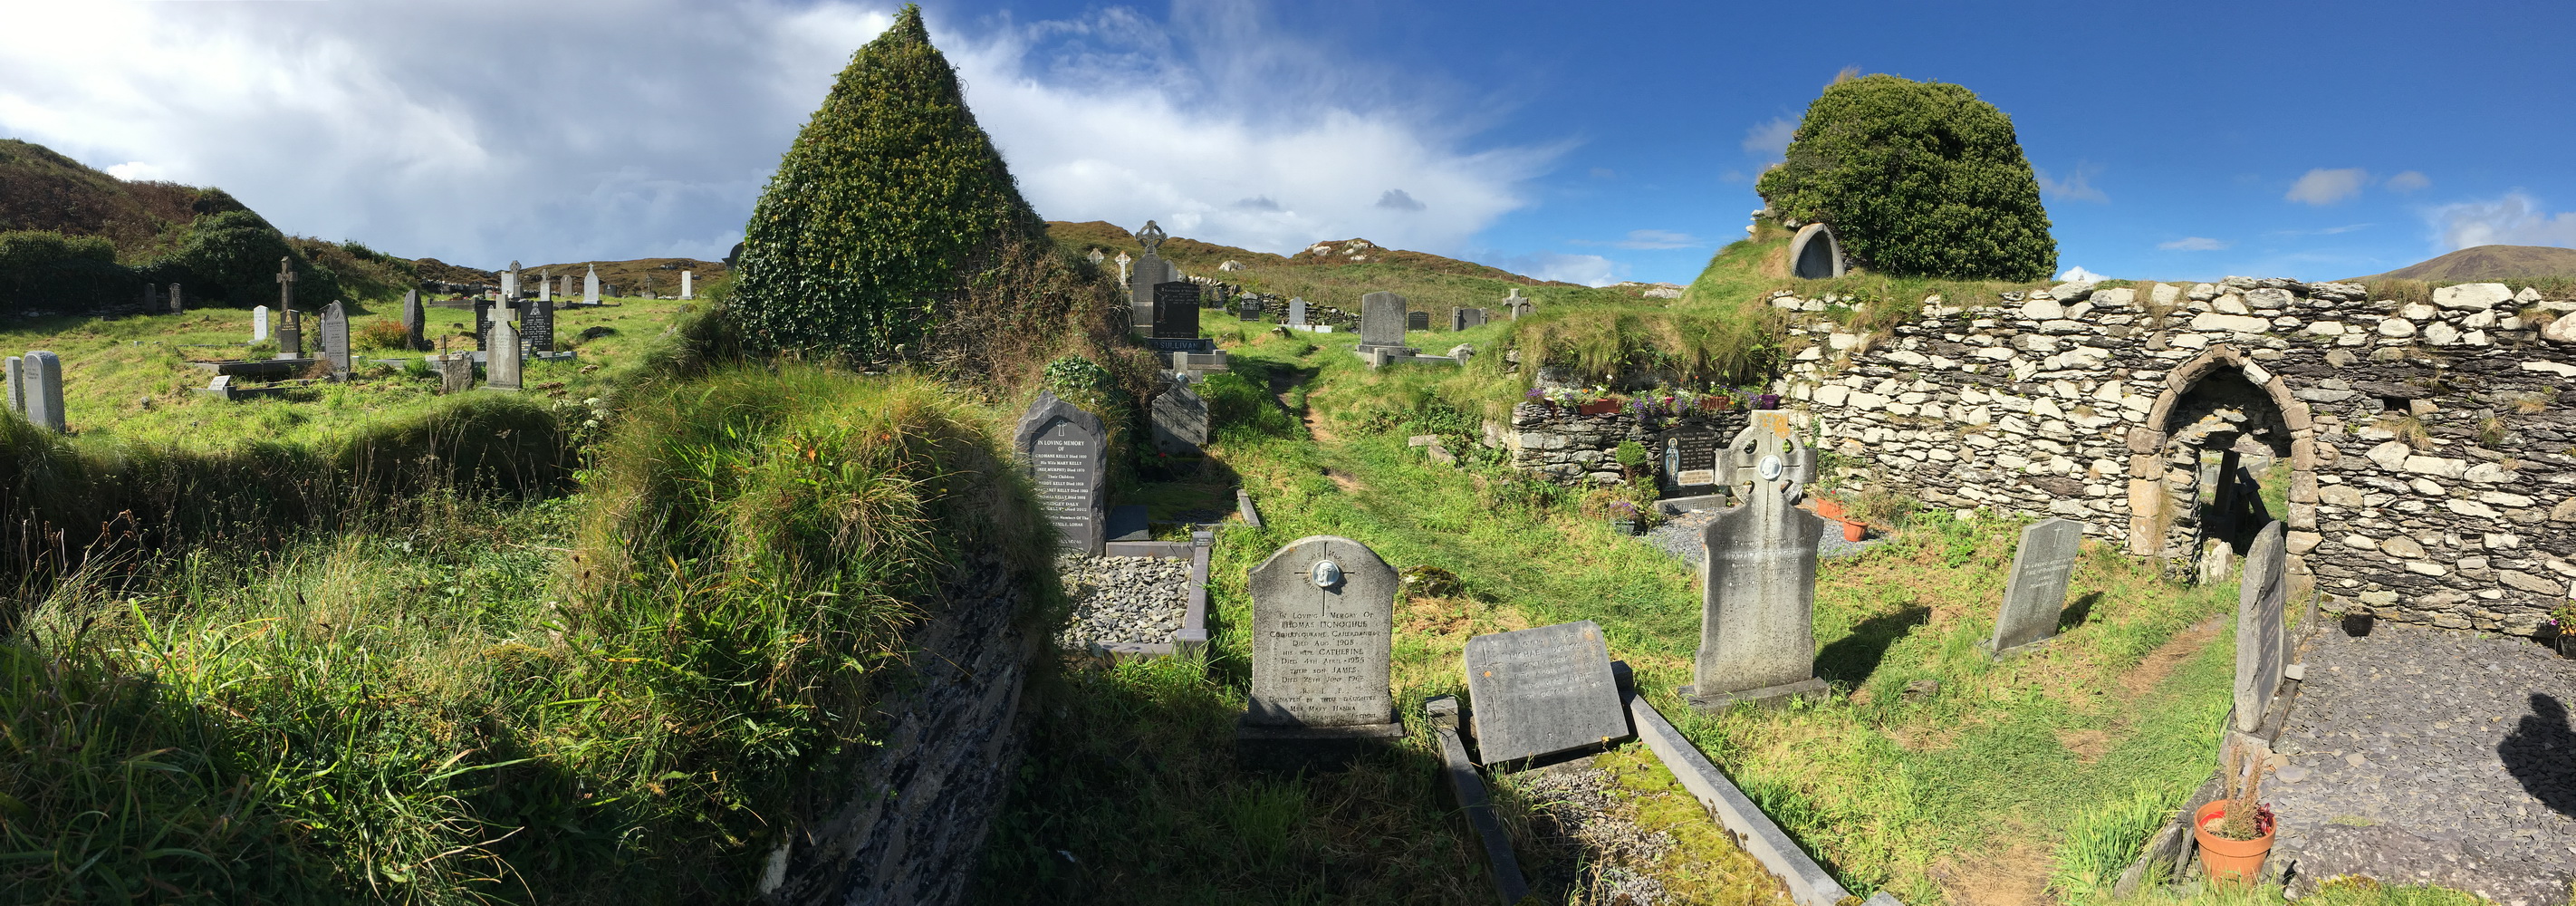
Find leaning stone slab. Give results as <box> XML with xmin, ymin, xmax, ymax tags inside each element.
<box><xmin>1630</xmin><ymin>696</ymin><xmax>1902</xmax><ymax>906</ymax></box>
<box><xmin>1463</xmin><ymin>621</ymin><xmax>1629</xmax><ymax>765</ymax></box>
<box><xmin>2233</xmin><ymin>520</ymin><xmax>2289</xmax><ymax>732</ymax></box>
<box><xmin>1985</xmin><ymin>517</ymin><xmax>2084</xmax><ymax>658</ymax></box>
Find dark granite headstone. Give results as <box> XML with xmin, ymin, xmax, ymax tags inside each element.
<box><xmin>2234</xmin><ymin>520</ymin><xmax>2288</xmax><ymax>731</ymax></box>
<box><xmin>400</xmin><ymin>289</ymin><xmax>426</xmax><ymax>351</ymax></box>
<box><xmin>1105</xmin><ymin>505</ymin><xmax>1150</xmax><ymax>543</ymax></box>
<box><xmin>1657</xmin><ymin>425</ymin><xmax>1722</xmax><ymax>496</ymax></box>
<box><xmin>1014</xmin><ymin>392</ymin><xmax>1108</xmax><ymax>554</ymax></box>
<box><xmin>1407</xmin><ymin>311</ymin><xmax>1429</xmax><ymax>331</ymax></box>
<box><xmin>1152</xmin><ymin>281</ymin><xmax>1201</xmax><ymax>340</ymax></box>
<box><xmin>1151</xmin><ymin>384</ymin><xmax>1209</xmax><ymax>455</ymax></box>
<box><xmin>1463</xmin><ymin>621</ymin><xmax>1628</xmax><ymax>765</ymax></box>
<box><xmin>523</xmin><ymin>294</ymin><xmax>556</xmax><ymax>352</ymax></box>
<box><xmin>1987</xmin><ymin>518</ymin><xmax>2084</xmax><ymax>657</ymax></box>
<box><xmin>1684</xmin><ymin>412</ymin><xmax>1828</xmax><ymax>709</ymax></box>
<box><xmin>473</xmin><ymin>298</ymin><xmax>493</xmax><ymax>351</ymax></box>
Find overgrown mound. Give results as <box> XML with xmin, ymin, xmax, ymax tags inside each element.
<box><xmin>1757</xmin><ymin>73</ymin><xmax>2055</xmax><ymax>281</ymax></box>
<box><xmin>729</xmin><ymin>5</ymin><xmax>1053</xmax><ymax>368</ymax></box>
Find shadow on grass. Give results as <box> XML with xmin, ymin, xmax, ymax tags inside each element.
<box><xmin>2058</xmin><ymin>591</ymin><xmax>2103</xmax><ymax>632</ymax></box>
<box><xmin>1815</xmin><ymin>603</ymin><xmax>1930</xmax><ymax>687</ymax></box>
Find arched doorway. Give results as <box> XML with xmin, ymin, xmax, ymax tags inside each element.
<box><xmin>2128</xmin><ymin>346</ymin><xmax>2318</xmax><ymax>582</ymax></box>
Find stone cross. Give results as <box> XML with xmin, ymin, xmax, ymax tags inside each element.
<box><xmin>2233</xmin><ymin>521</ymin><xmax>2289</xmax><ymax>732</ymax></box>
<box><xmin>1114</xmin><ymin>251</ymin><xmax>1131</xmax><ymax>285</ymax></box>
<box><xmin>253</xmin><ymin>305</ymin><xmax>269</xmax><ymax>342</ymax></box>
<box><xmin>485</xmin><ymin>321</ymin><xmax>523</xmax><ymax>390</ymax></box>
<box><xmin>583</xmin><ymin>265</ymin><xmax>600</xmax><ymax>304</ymax></box>
<box><xmin>680</xmin><ymin>270</ymin><xmax>693</xmax><ymax>299</ymax></box>
<box><xmin>1150</xmin><ymin>383</ymin><xmax>1209</xmax><ymax>455</ymax></box>
<box><xmin>274</xmin><ymin>256</ymin><xmax>296</xmax><ymax>313</ymax></box>
<box><xmin>320</xmin><ymin>300</ymin><xmax>351</xmax><ymax>377</ymax></box>
<box><xmin>1244</xmin><ymin>535</ymin><xmax>1401</xmax><ymax>730</ymax></box>
<box><xmin>168</xmin><ymin>283</ymin><xmax>183</xmax><ymax>314</ymax></box>
<box><xmin>1463</xmin><ymin>620</ymin><xmax>1628</xmax><ymax>765</ymax></box>
<box><xmin>23</xmin><ymin>351</ymin><xmax>64</xmax><ymax>432</ymax></box>
<box><xmin>1014</xmin><ymin>392</ymin><xmax>1108</xmax><ymax>554</ymax></box>
<box><xmin>401</xmin><ymin>289</ymin><xmax>426</xmax><ymax>351</ymax></box>
<box><xmin>1987</xmin><ymin>518</ymin><xmax>2085</xmax><ymax>657</ymax></box>
<box><xmin>1685</xmin><ymin>411</ymin><xmax>1828</xmax><ymax>709</ymax></box>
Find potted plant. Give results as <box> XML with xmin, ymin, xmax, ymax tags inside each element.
<box><xmin>2552</xmin><ymin>602</ymin><xmax>2576</xmax><ymax>658</ymax></box>
<box><xmin>1754</xmin><ymin>393</ymin><xmax>1781</xmax><ymax>410</ymax></box>
<box><xmin>1577</xmin><ymin>395</ymin><xmax>1621</xmax><ymax>416</ymax></box>
<box><xmin>2193</xmin><ymin>743</ymin><xmax>2277</xmax><ymax>885</ymax></box>
<box><xmin>1607</xmin><ymin>500</ymin><xmax>1640</xmax><ymax>536</ymax></box>
<box><xmin>1702</xmin><ymin>394</ymin><xmax>1732</xmax><ymax>411</ymax></box>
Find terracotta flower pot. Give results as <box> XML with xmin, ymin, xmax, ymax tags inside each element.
<box><xmin>2192</xmin><ymin>800</ymin><xmax>2275</xmax><ymax>885</ymax></box>
<box><xmin>1814</xmin><ymin>498</ymin><xmax>1847</xmax><ymax>521</ymax></box>
<box><xmin>1703</xmin><ymin>396</ymin><xmax>1732</xmax><ymax>411</ymax></box>
<box><xmin>1842</xmin><ymin>521</ymin><xmax>1866</xmax><ymax>543</ymax></box>
<box><xmin>1577</xmin><ymin>400</ymin><xmax>1620</xmax><ymax>416</ymax></box>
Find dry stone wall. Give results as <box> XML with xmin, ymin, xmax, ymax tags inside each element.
<box><xmin>1778</xmin><ymin>277</ymin><xmax>2576</xmax><ymax>636</ymax></box>
<box><xmin>1492</xmin><ymin>403</ymin><xmax>1750</xmax><ymax>487</ymax></box>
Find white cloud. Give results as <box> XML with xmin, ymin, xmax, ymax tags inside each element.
<box><xmin>2427</xmin><ymin>191</ymin><xmax>2576</xmax><ymax>250</ymax></box>
<box><xmin>1495</xmin><ymin>252</ymin><xmax>1619</xmax><ymax>286</ymax></box>
<box><xmin>0</xmin><ymin>0</ymin><xmax>1552</xmax><ymax>265</ymax></box>
<box><xmin>1741</xmin><ymin>118</ymin><xmax>1794</xmax><ymax>159</ymax></box>
<box><xmin>2059</xmin><ymin>265</ymin><xmax>2110</xmax><ymax>282</ymax></box>
<box><xmin>2036</xmin><ymin>163</ymin><xmax>2108</xmax><ymax>203</ymax></box>
<box><xmin>2285</xmin><ymin>168</ymin><xmax>2369</xmax><ymax>205</ymax></box>
<box><xmin>2158</xmin><ymin>236</ymin><xmax>2228</xmax><ymax>251</ymax></box>
<box><xmin>2385</xmin><ymin>170</ymin><xmax>2431</xmax><ymax>193</ymax></box>
<box><xmin>1373</xmin><ymin>189</ymin><xmax>1427</xmax><ymax>212</ymax></box>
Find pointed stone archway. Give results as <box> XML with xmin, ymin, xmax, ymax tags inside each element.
<box><xmin>2125</xmin><ymin>345</ymin><xmax>2320</xmax><ymax>580</ymax></box>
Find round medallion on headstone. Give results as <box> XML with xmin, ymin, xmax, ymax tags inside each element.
<box><xmin>1311</xmin><ymin>559</ymin><xmax>1343</xmax><ymax>589</ymax></box>
<box><xmin>1759</xmin><ymin>454</ymin><xmax>1783</xmax><ymax>481</ymax></box>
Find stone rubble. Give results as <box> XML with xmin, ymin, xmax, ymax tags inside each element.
<box><xmin>1053</xmin><ymin>554</ymin><xmax>1189</xmax><ymax>650</ymax></box>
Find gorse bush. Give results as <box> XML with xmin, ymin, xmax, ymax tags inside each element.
<box><xmin>1757</xmin><ymin>73</ymin><xmax>2056</xmax><ymax>281</ymax></box>
<box><xmin>0</xmin><ymin>229</ymin><xmax>135</xmax><ymax>311</ymax></box>
<box><xmin>728</xmin><ymin>5</ymin><xmax>1050</xmax><ymax>367</ymax></box>
<box><xmin>168</xmin><ymin>209</ymin><xmax>346</xmax><ymax>307</ymax></box>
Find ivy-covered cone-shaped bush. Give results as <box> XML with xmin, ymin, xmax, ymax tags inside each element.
<box><xmin>1756</xmin><ymin>73</ymin><xmax>2056</xmax><ymax>282</ymax></box>
<box><xmin>729</xmin><ymin>4</ymin><xmax>1047</xmax><ymax>365</ymax></box>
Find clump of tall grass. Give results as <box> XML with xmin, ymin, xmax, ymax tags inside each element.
<box><xmin>1504</xmin><ymin>306</ymin><xmax>1783</xmax><ymax>389</ymax></box>
<box><xmin>2047</xmin><ymin>787</ymin><xmax>2183</xmax><ymax>904</ymax></box>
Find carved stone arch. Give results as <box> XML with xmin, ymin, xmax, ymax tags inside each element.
<box><xmin>2124</xmin><ymin>344</ymin><xmax>2318</xmax><ymax>580</ymax></box>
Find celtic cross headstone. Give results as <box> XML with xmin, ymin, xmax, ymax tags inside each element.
<box><xmin>1683</xmin><ymin>411</ymin><xmax>1829</xmax><ymax>709</ymax></box>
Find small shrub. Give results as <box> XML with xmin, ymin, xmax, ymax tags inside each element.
<box><xmin>1850</xmin><ymin>487</ymin><xmax>1918</xmax><ymax>528</ymax></box>
<box><xmin>243</xmin><ymin>338</ymin><xmax>279</xmax><ymax>360</ymax></box>
<box><xmin>353</xmin><ymin>318</ymin><xmax>410</xmax><ymax>352</ymax></box>
<box><xmin>1613</xmin><ymin>439</ymin><xmax>1649</xmax><ymax>475</ymax></box>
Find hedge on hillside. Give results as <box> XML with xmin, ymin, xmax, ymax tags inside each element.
<box><xmin>726</xmin><ymin>4</ymin><xmax>1048</xmax><ymax>366</ymax></box>
<box><xmin>0</xmin><ymin>214</ymin><xmax>349</xmax><ymax>315</ymax></box>
<box><xmin>1756</xmin><ymin>73</ymin><xmax>2056</xmax><ymax>282</ymax></box>
<box><xmin>0</xmin><ymin>230</ymin><xmax>139</xmax><ymax>312</ymax></box>
<box><xmin>168</xmin><ymin>209</ymin><xmax>345</xmax><ymax>306</ymax></box>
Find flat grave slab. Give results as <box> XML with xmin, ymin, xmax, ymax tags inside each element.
<box><xmin>1464</xmin><ymin>621</ymin><xmax>1629</xmax><ymax>765</ymax></box>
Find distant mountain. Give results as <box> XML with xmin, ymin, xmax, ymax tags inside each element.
<box><xmin>514</xmin><ymin>258</ymin><xmax>729</xmax><ymax>298</ymax></box>
<box><xmin>2351</xmin><ymin>245</ymin><xmax>2576</xmax><ymax>282</ymax></box>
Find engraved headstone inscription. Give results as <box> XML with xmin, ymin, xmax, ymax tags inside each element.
<box><xmin>1014</xmin><ymin>392</ymin><xmax>1108</xmax><ymax>554</ymax></box>
<box><xmin>1656</xmin><ymin>425</ymin><xmax>1722</xmax><ymax>496</ymax></box>
<box><xmin>1463</xmin><ymin>621</ymin><xmax>1629</xmax><ymax>765</ymax></box>
<box><xmin>1985</xmin><ymin>518</ymin><xmax>2085</xmax><ymax>658</ymax></box>
<box><xmin>1151</xmin><ymin>281</ymin><xmax>1201</xmax><ymax>341</ymax></box>
<box><xmin>1240</xmin><ymin>535</ymin><xmax>1405</xmax><ymax>769</ymax></box>
<box><xmin>1683</xmin><ymin>411</ymin><xmax>1829</xmax><ymax>709</ymax></box>
<box><xmin>523</xmin><ymin>293</ymin><xmax>556</xmax><ymax>352</ymax></box>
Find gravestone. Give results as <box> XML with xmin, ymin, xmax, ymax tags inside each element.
<box><xmin>1241</xmin><ymin>535</ymin><xmax>1405</xmax><ymax>768</ymax></box>
<box><xmin>1788</xmin><ymin>224</ymin><xmax>1847</xmax><ymax>279</ymax></box>
<box><xmin>1463</xmin><ymin>621</ymin><xmax>1628</xmax><ymax>765</ymax></box>
<box><xmin>1986</xmin><ymin>518</ymin><xmax>2085</xmax><ymax>658</ymax></box>
<box><xmin>276</xmin><ymin>309</ymin><xmax>303</xmax><ymax>360</ymax></box>
<box><xmin>2233</xmin><ymin>520</ymin><xmax>2288</xmax><ymax>732</ymax></box>
<box><xmin>1683</xmin><ymin>412</ymin><xmax>1828</xmax><ymax>709</ymax></box>
<box><xmin>24</xmin><ymin>351</ymin><xmax>64</xmax><ymax>432</ymax></box>
<box><xmin>485</xmin><ymin>321</ymin><xmax>523</xmax><ymax>390</ymax></box>
<box><xmin>1237</xmin><ymin>297</ymin><xmax>1262</xmax><ymax>322</ymax></box>
<box><xmin>1014</xmin><ymin>392</ymin><xmax>1108</xmax><ymax>554</ymax></box>
<box><xmin>4</xmin><ymin>356</ymin><xmax>21</xmax><ymax>415</ymax></box>
<box><xmin>252</xmin><ymin>305</ymin><xmax>270</xmax><ymax>342</ymax></box>
<box><xmin>1448</xmin><ymin>307</ymin><xmax>1487</xmax><ymax>331</ymax></box>
<box><xmin>501</xmin><ymin>261</ymin><xmax>519</xmax><ymax>300</ymax></box>
<box><xmin>1504</xmin><ymin>287</ymin><xmax>1533</xmax><ymax>319</ymax></box>
<box><xmin>524</xmin><ymin>293</ymin><xmax>556</xmax><ymax>352</ymax></box>
<box><xmin>1150</xmin><ymin>384</ymin><xmax>1209</xmax><ymax>455</ymax></box>
<box><xmin>473</xmin><ymin>298</ymin><xmax>494</xmax><ymax>351</ymax></box>
<box><xmin>319</xmin><ymin>300</ymin><xmax>351</xmax><ymax>377</ymax></box>
<box><xmin>583</xmin><ymin>265</ymin><xmax>600</xmax><ymax>304</ymax></box>
<box><xmin>400</xmin><ymin>290</ymin><xmax>426</xmax><ymax>351</ymax></box>
<box><xmin>168</xmin><ymin>283</ymin><xmax>184</xmax><ymax>314</ymax></box>
<box><xmin>1407</xmin><ymin>311</ymin><xmax>1429</xmax><ymax>331</ymax></box>
<box><xmin>274</xmin><ymin>255</ymin><xmax>296</xmax><ymax>313</ymax></box>
<box><xmin>437</xmin><ymin>354</ymin><xmax>474</xmax><ymax>394</ymax></box>
<box><xmin>539</xmin><ymin>273</ymin><xmax>552</xmax><ymax>303</ymax></box>
<box><xmin>143</xmin><ymin>283</ymin><xmax>158</xmax><ymax>312</ymax></box>
<box><xmin>680</xmin><ymin>270</ymin><xmax>693</xmax><ymax>299</ymax></box>
<box><xmin>1356</xmin><ymin>291</ymin><xmax>1410</xmax><ymax>355</ymax></box>
<box><xmin>1129</xmin><ymin>221</ymin><xmax>1172</xmax><ymax>332</ymax></box>
<box><xmin>1288</xmin><ymin>297</ymin><xmax>1308</xmax><ymax>325</ymax></box>
<box><xmin>1151</xmin><ymin>281</ymin><xmax>1200</xmax><ymax>341</ymax></box>
<box><xmin>1656</xmin><ymin>425</ymin><xmax>1722</xmax><ymax>496</ymax></box>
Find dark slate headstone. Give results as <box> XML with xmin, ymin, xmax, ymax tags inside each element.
<box><xmin>1105</xmin><ymin>505</ymin><xmax>1150</xmax><ymax>543</ymax></box>
<box><xmin>473</xmin><ymin>298</ymin><xmax>494</xmax><ymax>351</ymax></box>
<box><xmin>319</xmin><ymin>300</ymin><xmax>351</xmax><ymax>377</ymax></box>
<box><xmin>168</xmin><ymin>283</ymin><xmax>184</xmax><ymax>314</ymax></box>
<box><xmin>1244</xmin><ymin>535</ymin><xmax>1399</xmax><ymax>729</ymax></box>
<box><xmin>523</xmin><ymin>294</ymin><xmax>556</xmax><ymax>352</ymax></box>
<box><xmin>400</xmin><ymin>289</ymin><xmax>426</xmax><ymax>351</ymax></box>
<box><xmin>1987</xmin><ymin>518</ymin><xmax>2085</xmax><ymax>657</ymax></box>
<box><xmin>1152</xmin><ymin>281</ymin><xmax>1201</xmax><ymax>340</ymax></box>
<box><xmin>2234</xmin><ymin>520</ymin><xmax>2288</xmax><ymax>731</ymax></box>
<box><xmin>1657</xmin><ymin>425</ymin><xmax>1722</xmax><ymax>496</ymax></box>
<box><xmin>1237</xmin><ymin>298</ymin><xmax>1262</xmax><ymax>322</ymax></box>
<box><xmin>1407</xmin><ymin>311</ymin><xmax>1429</xmax><ymax>331</ymax></box>
<box><xmin>1151</xmin><ymin>384</ymin><xmax>1209</xmax><ymax>455</ymax></box>
<box><xmin>1685</xmin><ymin>412</ymin><xmax>1828</xmax><ymax>709</ymax></box>
<box><xmin>1463</xmin><ymin>621</ymin><xmax>1628</xmax><ymax>765</ymax></box>
<box><xmin>1014</xmin><ymin>392</ymin><xmax>1108</xmax><ymax>554</ymax></box>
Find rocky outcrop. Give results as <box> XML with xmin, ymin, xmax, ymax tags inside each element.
<box><xmin>1780</xmin><ymin>278</ymin><xmax>2576</xmax><ymax>635</ymax></box>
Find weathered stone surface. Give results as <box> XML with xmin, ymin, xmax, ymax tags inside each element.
<box><xmin>1359</xmin><ymin>291</ymin><xmax>1408</xmax><ymax>350</ymax></box>
<box><xmin>2191</xmin><ymin>312</ymin><xmax>2272</xmax><ymax>333</ymax></box>
<box><xmin>1015</xmin><ymin>392</ymin><xmax>1108</xmax><ymax>554</ymax></box>
<box><xmin>2432</xmin><ymin>282</ymin><xmax>2514</xmax><ymax>310</ymax></box>
<box><xmin>1149</xmin><ymin>384</ymin><xmax>1208</xmax><ymax>455</ymax></box>
<box><xmin>1245</xmin><ymin>535</ymin><xmax>1397</xmax><ymax>728</ymax></box>
<box><xmin>2234</xmin><ymin>522</ymin><xmax>2287</xmax><ymax>732</ymax></box>
<box><xmin>1989</xmin><ymin>518</ymin><xmax>2083</xmax><ymax>655</ymax></box>
<box><xmin>1687</xmin><ymin>414</ymin><xmax>1828</xmax><ymax>708</ymax></box>
<box><xmin>1463</xmin><ymin>621</ymin><xmax>1627</xmax><ymax>764</ymax></box>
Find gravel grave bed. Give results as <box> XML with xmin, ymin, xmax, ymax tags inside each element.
<box><xmin>2266</xmin><ymin>620</ymin><xmax>2576</xmax><ymax>904</ymax></box>
<box><xmin>1514</xmin><ymin>762</ymin><xmax>1685</xmax><ymax>905</ymax></box>
<box><xmin>1643</xmin><ymin>506</ymin><xmax>1879</xmax><ymax>566</ymax></box>
<box><xmin>1053</xmin><ymin>554</ymin><xmax>1190</xmax><ymax>651</ymax></box>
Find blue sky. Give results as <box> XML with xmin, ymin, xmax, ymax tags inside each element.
<box><xmin>4</xmin><ymin>0</ymin><xmax>2570</xmax><ymax>285</ymax></box>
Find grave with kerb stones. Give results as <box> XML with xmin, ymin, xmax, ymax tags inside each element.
<box><xmin>1463</xmin><ymin>620</ymin><xmax>1629</xmax><ymax>766</ymax></box>
<box><xmin>1015</xmin><ymin>391</ymin><xmax>1108</xmax><ymax>554</ymax></box>
<box><xmin>1683</xmin><ymin>411</ymin><xmax>1829</xmax><ymax>710</ymax></box>
<box><xmin>1240</xmin><ymin>535</ymin><xmax>1404</xmax><ymax>770</ymax></box>
<box><xmin>1985</xmin><ymin>517</ymin><xmax>2085</xmax><ymax>658</ymax></box>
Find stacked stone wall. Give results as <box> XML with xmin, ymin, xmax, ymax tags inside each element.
<box><xmin>1778</xmin><ymin>277</ymin><xmax>2576</xmax><ymax>636</ymax></box>
<box><xmin>1493</xmin><ymin>402</ymin><xmax>1750</xmax><ymax>486</ymax></box>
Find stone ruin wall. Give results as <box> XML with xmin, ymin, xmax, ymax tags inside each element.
<box><xmin>1773</xmin><ymin>276</ymin><xmax>2576</xmax><ymax>636</ymax></box>
<box><xmin>1488</xmin><ymin>403</ymin><xmax>1752</xmax><ymax>487</ymax></box>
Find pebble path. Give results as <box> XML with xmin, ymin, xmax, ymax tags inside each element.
<box><xmin>2266</xmin><ymin>621</ymin><xmax>2576</xmax><ymax>904</ymax></box>
<box><xmin>1643</xmin><ymin>506</ymin><xmax>1879</xmax><ymax>566</ymax></box>
<box><xmin>1053</xmin><ymin>554</ymin><xmax>1191</xmax><ymax>651</ymax></box>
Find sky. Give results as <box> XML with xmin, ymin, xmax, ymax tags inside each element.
<box><xmin>3</xmin><ymin>0</ymin><xmax>2571</xmax><ymax>286</ymax></box>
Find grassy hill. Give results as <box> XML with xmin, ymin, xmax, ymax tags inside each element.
<box><xmin>514</xmin><ymin>257</ymin><xmax>729</xmax><ymax>298</ymax></box>
<box><xmin>2351</xmin><ymin>244</ymin><xmax>2576</xmax><ymax>282</ymax></box>
<box><xmin>1043</xmin><ymin>220</ymin><xmax>1642</xmax><ymax>319</ymax></box>
<box><xmin>0</xmin><ymin>139</ymin><xmax>235</xmax><ymax>264</ymax></box>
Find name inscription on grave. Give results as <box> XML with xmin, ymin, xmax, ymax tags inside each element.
<box><xmin>1247</xmin><ymin>536</ymin><xmax>1396</xmax><ymax>728</ymax></box>
<box><xmin>1029</xmin><ymin>420</ymin><xmax>1099</xmax><ymax>547</ymax></box>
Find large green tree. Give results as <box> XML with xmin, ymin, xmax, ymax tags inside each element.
<box><xmin>1756</xmin><ymin>74</ymin><xmax>2056</xmax><ymax>282</ymax></box>
<box><xmin>728</xmin><ymin>4</ymin><xmax>1047</xmax><ymax>365</ymax></box>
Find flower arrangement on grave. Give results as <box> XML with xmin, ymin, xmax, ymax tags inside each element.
<box><xmin>2550</xmin><ymin>602</ymin><xmax>2576</xmax><ymax>656</ymax></box>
